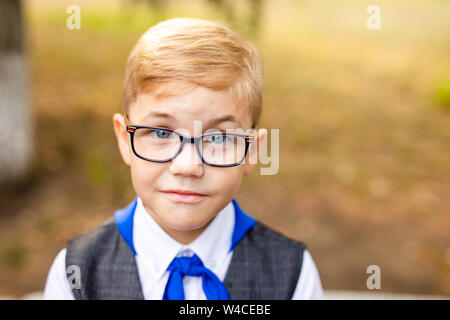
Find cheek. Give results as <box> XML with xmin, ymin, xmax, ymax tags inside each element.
<box><xmin>130</xmin><ymin>159</ymin><xmax>163</xmax><ymax>190</ymax></box>
<box><xmin>207</xmin><ymin>167</ymin><xmax>245</xmax><ymax>195</ymax></box>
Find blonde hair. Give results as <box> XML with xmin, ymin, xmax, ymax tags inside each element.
<box><xmin>122</xmin><ymin>18</ymin><xmax>263</xmax><ymax>128</ymax></box>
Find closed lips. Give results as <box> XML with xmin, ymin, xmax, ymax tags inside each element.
<box><xmin>161</xmin><ymin>189</ymin><xmax>208</xmax><ymax>204</ymax></box>
<box><xmin>163</xmin><ymin>190</ymin><xmax>206</xmax><ymax>196</ymax></box>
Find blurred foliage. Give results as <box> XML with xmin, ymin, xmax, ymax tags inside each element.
<box><xmin>435</xmin><ymin>81</ymin><xmax>450</xmax><ymax>108</ymax></box>
<box><xmin>122</xmin><ymin>0</ymin><xmax>265</xmax><ymax>35</ymax></box>
<box><xmin>2</xmin><ymin>242</ymin><xmax>27</xmax><ymax>271</ymax></box>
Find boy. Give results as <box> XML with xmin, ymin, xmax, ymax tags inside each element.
<box><xmin>43</xmin><ymin>17</ymin><xmax>323</xmax><ymax>300</ymax></box>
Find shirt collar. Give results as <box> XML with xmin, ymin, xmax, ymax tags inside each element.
<box><xmin>114</xmin><ymin>196</ymin><xmax>256</xmax><ymax>280</ymax></box>
<box><xmin>133</xmin><ymin>196</ymin><xmax>235</xmax><ymax>280</ymax></box>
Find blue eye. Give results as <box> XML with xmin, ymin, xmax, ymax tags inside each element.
<box><xmin>204</xmin><ymin>134</ymin><xmax>229</xmax><ymax>144</ymax></box>
<box><xmin>150</xmin><ymin>129</ymin><xmax>172</xmax><ymax>139</ymax></box>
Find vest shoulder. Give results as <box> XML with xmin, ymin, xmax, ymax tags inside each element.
<box><xmin>67</xmin><ymin>217</ymin><xmax>118</xmax><ymax>253</ymax></box>
<box><xmin>65</xmin><ymin>217</ymin><xmax>143</xmax><ymax>300</ymax></box>
<box><xmin>251</xmin><ymin>220</ymin><xmax>307</xmax><ymax>251</ymax></box>
<box><xmin>224</xmin><ymin>220</ymin><xmax>307</xmax><ymax>299</ymax></box>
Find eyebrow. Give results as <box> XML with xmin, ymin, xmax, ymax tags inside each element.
<box><xmin>142</xmin><ymin>111</ymin><xmax>241</xmax><ymax>128</ymax></box>
<box><xmin>142</xmin><ymin>111</ymin><xmax>175</xmax><ymax>122</ymax></box>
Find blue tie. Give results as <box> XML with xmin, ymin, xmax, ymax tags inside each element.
<box><xmin>163</xmin><ymin>253</ymin><xmax>230</xmax><ymax>300</ymax></box>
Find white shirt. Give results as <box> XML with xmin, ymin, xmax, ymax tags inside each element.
<box><xmin>43</xmin><ymin>197</ymin><xmax>323</xmax><ymax>299</ymax></box>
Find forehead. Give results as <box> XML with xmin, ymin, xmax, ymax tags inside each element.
<box><xmin>130</xmin><ymin>86</ymin><xmax>252</xmax><ymax>129</ymax></box>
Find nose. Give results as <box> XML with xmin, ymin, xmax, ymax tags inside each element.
<box><xmin>169</xmin><ymin>140</ymin><xmax>204</xmax><ymax>177</ymax></box>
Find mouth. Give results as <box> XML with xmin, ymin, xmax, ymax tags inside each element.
<box><xmin>161</xmin><ymin>189</ymin><xmax>208</xmax><ymax>204</ymax></box>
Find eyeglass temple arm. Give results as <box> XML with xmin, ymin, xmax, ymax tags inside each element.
<box><xmin>123</xmin><ymin>113</ymin><xmax>130</xmax><ymax>126</ymax></box>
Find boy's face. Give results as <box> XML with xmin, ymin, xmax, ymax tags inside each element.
<box><xmin>113</xmin><ymin>85</ymin><xmax>265</xmax><ymax>244</ymax></box>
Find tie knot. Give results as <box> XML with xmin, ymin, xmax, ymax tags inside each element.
<box><xmin>163</xmin><ymin>253</ymin><xmax>230</xmax><ymax>300</ymax></box>
<box><xmin>167</xmin><ymin>253</ymin><xmax>204</xmax><ymax>276</ymax></box>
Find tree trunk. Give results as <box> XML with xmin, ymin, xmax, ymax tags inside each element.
<box><xmin>0</xmin><ymin>0</ymin><xmax>33</xmax><ymax>184</ymax></box>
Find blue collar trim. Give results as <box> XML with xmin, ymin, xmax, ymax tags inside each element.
<box><xmin>229</xmin><ymin>198</ymin><xmax>256</xmax><ymax>252</ymax></box>
<box><xmin>114</xmin><ymin>197</ymin><xmax>138</xmax><ymax>255</ymax></box>
<box><xmin>114</xmin><ymin>197</ymin><xmax>256</xmax><ymax>255</ymax></box>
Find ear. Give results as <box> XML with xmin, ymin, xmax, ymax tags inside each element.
<box><xmin>113</xmin><ymin>113</ymin><xmax>132</xmax><ymax>166</ymax></box>
<box><xmin>243</xmin><ymin>128</ymin><xmax>267</xmax><ymax>176</ymax></box>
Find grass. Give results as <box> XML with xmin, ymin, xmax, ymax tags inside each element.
<box><xmin>435</xmin><ymin>80</ymin><xmax>450</xmax><ymax>108</ymax></box>
<box><xmin>0</xmin><ymin>0</ymin><xmax>448</xmax><ymax>296</ymax></box>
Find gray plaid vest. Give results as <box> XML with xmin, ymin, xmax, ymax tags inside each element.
<box><xmin>66</xmin><ymin>218</ymin><xmax>306</xmax><ymax>299</ymax></box>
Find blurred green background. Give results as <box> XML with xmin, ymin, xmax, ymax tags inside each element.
<box><xmin>0</xmin><ymin>0</ymin><xmax>449</xmax><ymax>297</ymax></box>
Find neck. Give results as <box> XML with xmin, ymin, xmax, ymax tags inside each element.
<box><xmin>159</xmin><ymin>223</ymin><xmax>211</xmax><ymax>245</ymax></box>
<box><xmin>143</xmin><ymin>205</ymin><xmax>213</xmax><ymax>245</ymax></box>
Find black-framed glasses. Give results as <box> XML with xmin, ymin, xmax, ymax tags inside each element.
<box><xmin>124</xmin><ymin>113</ymin><xmax>254</xmax><ymax>167</ymax></box>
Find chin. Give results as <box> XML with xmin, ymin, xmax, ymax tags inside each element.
<box><xmin>165</xmin><ymin>216</ymin><xmax>213</xmax><ymax>232</ymax></box>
